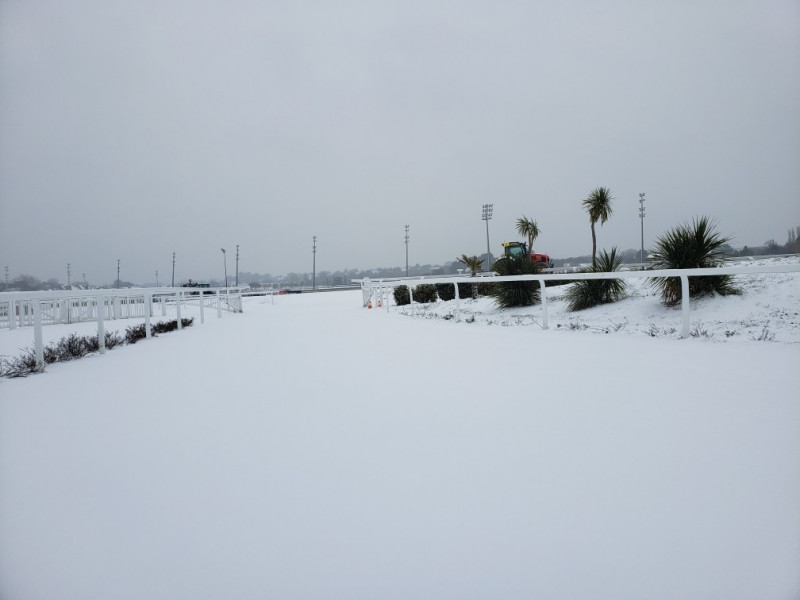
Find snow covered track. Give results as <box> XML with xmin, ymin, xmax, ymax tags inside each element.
<box><xmin>1</xmin><ymin>291</ymin><xmax>799</xmax><ymax>599</ymax></box>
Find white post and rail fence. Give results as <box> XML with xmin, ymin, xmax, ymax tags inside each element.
<box><xmin>357</xmin><ymin>263</ymin><xmax>800</xmax><ymax>338</ymax></box>
<box><xmin>0</xmin><ymin>286</ymin><xmax>246</xmax><ymax>372</ymax></box>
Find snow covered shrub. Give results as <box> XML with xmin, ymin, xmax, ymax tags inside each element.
<box><xmin>565</xmin><ymin>248</ymin><xmax>626</xmax><ymax>312</ymax></box>
<box><xmin>56</xmin><ymin>333</ymin><xmax>91</xmax><ymax>360</ymax></box>
<box><xmin>125</xmin><ymin>323</ymin><xmax>149</xmax><ymax>344</ymax></box>
<box><xmin>151</xmin><ymin>318</ymin><xmax>193</xmax><ymax>334</ymax></box>
<box><xmin>0</xmin><ymin>349</ymin><xmax>40</xmax><ymax>377</ymax></box>
<box><xmin>393</xmin><ymin>285</ymin><xmax>410</xmax><ymax>306</ymax></box>
<box><xmin>650</xmin><ymin>217</ymin><xmax>741</xmax><ymax>306</ymax></box>
<box><xmin>436</xmin><ymin>283</ymin><xmax>456</xmax><ymax>301</ymax></box>
<box><xmin>413</xmin><ymin>284</ymin><xmax>438</xmax><ymax>303</ymax></box>
<box><xmin>104</xmin><ymin>331</ymin><xmax>124</xmax><ymax>349</ymax></box>
<box><xmin>487</xmin><ymin>256</ymin><xmax>541</xmax><ymax>308</ymax></box>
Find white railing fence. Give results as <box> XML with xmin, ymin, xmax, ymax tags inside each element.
<box><xmin>0</xmin><ymin>286</ymin><xmax>247</xmax><ymax>372</ymax></box>
<box><xmin>357</xmin><ymin>263</ymin><xmax>800</xmax><ymax>339</ymax></box>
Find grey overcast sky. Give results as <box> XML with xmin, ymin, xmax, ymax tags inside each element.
<box><xmin>1</xmin><ymin>0</ymin><xmax>798</xmax><ymax>284</ymax></box>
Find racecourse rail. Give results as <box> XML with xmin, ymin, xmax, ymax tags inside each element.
<box><xmin>0</xmin><ymin>286</ymin><xmax>247</xmax><ymax>372</ymax></box>
<box><xmin>357</xmin><ymin>262</ymin><xmax>800</xmax><ymax>338</ymax></box>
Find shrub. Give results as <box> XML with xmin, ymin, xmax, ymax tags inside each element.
<box><xmin>56</xmin><ymin>333</ymin><xmax>91</xmax><ymax>359</ymax></box>
<box><xmin>649</xmin><ymin>217</ymin><xmax>741</xmax><ymax>305</ymax></box>
<box><xmin>565</xmin><ymin>247</ymin><xmax>626</xmax><ymax>311</ymax></box>
<box><xmin>393</xmin><ymin>285</ymin><xmax>410</xmax><ymax>306</ymax></box>
<box><xmin>104</xmin><ymin>331</ymin><xmax>123</xmax><ymax>349</ymax></box>
<box><xmin>457</xmin><ymin>281</ymin><xmax>475</xmax><ymax>300</ymax></box>
<box><xmin>125</xmin><ymin>323</ymin><xmax>150</xmax><ymax>344</ymax></box>
<box><xmin>436</xmin><ymin>283</ymin><xmax>456</xmax><ymax>301</ymax></box>
<box><xmin>487</xmin><ymin>256</ymin><xmax>541</xmax><ymax>308</ymax></box>
<box><xmin>413</xmin><ymin>283</ymin><xmax>438</xmax><ymax>303</ymax></box>
<box><xmin>0</xmin><ymin>349</ymin><xmax>39</xmax><ymax>378</ymax></box>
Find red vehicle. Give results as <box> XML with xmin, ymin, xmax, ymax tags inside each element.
<box><xmin>501</xmin><ymin>242</ymin><xmax>554</xmax><ymax>269</ymax></box>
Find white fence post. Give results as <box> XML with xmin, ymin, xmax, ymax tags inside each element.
<box><xmin>8</xmin><ymin>299</ymin><xmax>15</xmax><ymax>330</ymax></box>
<box><xmin>200</xmin><ymin>293</ymin><xmax>205</xmax><ymax>324</ymax></box>
<box><xmin>217</xmin><ymin>290</ymin><xmax>222</xmax><ymax>318</ymax></box>
<box><xmin>681</xmin><ymin>275</ymin><xmax>690</xmax><ymax>338</ymax></box>
<box><xmin>176</xmin><ymin>292</ymin><xmax>182</xmax><ymax>329</ymax></box>
<box><xmin>33</xmin><ymin>300</ymin><xmax>44</xmax><ymax>372</ymax></box>
<box><xmin>539</xmin><ymin>279</ymin><xmax>548</xmax><ymax>329</ymax></box>
<box><xmin>97</xmin><ymin>294</ymin><xmax>105</xmax><ymax>354</ymax></box>
<box><xmin>145</xmin><ymin>293</ymin><xmax>152</xmax><ymax>339</ymax></box>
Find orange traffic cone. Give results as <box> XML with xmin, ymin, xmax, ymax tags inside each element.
<box><xmin>377</xmin><ymin>298</ymin><xmax>382</xmax><ymax>308</ymax></box>
<box><xmin>367</xmin><ymin>298</ymin><xmax>373</xmax><ymax>309</ymax></box>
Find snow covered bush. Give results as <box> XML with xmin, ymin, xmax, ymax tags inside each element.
<box><xmin>565</xmin><ymin>247</ymin><xmax>626</xmax><ymax>311</ymax></box>
<box><xmin>436</xmin><ymin>283</ymin><xmax>456</xmax><ymax>301</ymax></box>
<box><xmin>650</xmin><ymin>217</ymin><xmax>741</xmax><ymax>305</ymax></box>
<box><xmin>413</xmin><ymin>284</ymin><xmax>438</xmax><ymax>303</ymax></box>
<box><xmin>487</xmin><ymin>255</ymin><xmax>541</xmax><ymax>308</ymax></box>
<box><xmin>393</xmin><ymin>285</ymin><xmax>410</xmax><ymax>306</ymax></box>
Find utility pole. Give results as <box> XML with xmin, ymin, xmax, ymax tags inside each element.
<box><xmin>639</xmin><ymin>192</ymin><xmax>646</xmax><ymax>264</ymax></box>
<box><xmin>67</xmin><ymin>263</ymin><xmax>71</xmax><ymax>288</ymax></box>
<box><xmin>405</xmin><ymin>225</ymin><xmax>410</xmax><ymax>277</ymax></box>
<box><xmin>312</xmin><ymin>236</ymin><xmax>317</xmax><ymax>290</ymax></box>
<box><xmin>4</xmin><ymin>266</ymin><xmax>9</xmax><ymax>290</ymax></box>
<box><xmin>221</xmin><ymin>248</ymin><xmax>228</xmax><ymax>287</ymax></box>
<box><xmin>235</xmin><ymin>244</ymin><xmax>239</xmax><ymax>286</ymax></box>
<box><xmin>172</xmin><ymin>252</ymin><xmax>176</xmax><ymax>287</ymax></box>
<box><xmin>116</xmin><ymin>259</ymin><xmax>120</xmax><ymax>289</ymax></box>
<box><xmin>155</xmin><ymin>270</ymin><xmax>159</xmax><ymax>287</ymax></box>
<box><xmin>482</xmin><ymin>204</ymin><xmax>494</xmax><ymax>271</ymax></box>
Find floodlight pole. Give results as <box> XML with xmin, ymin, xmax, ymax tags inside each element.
<box><xmin>639</xmin><ymin>193</ymin><xmax>646</xmax><ymax>264</ymax></box>
<box><xmin>155</xmin><ymin>270</ymin><xmax>159</xmax><ymax>287</ymax></box>
<box><xmin>116</xmin><ymin>259</ymin><xmax>120</xmax><ymax>289</ymax></box>
<box><xmin>312</xmin><ymin>236</ymin><xmax>317</xmax><ymax>290</ymax></box>
<box><xmin>221</xmin><ymin>248</ymin><xmax>228</xmax><ymax>287</ymax></box>
<box><xmin>482</xmin><ymin>203</ymin><xmax>494</xmax><ymax>271</ymax></box>
<box><xmin>171</xmin><ymin>252</ymin><xmax>176</xmax><ymax>287</ymax></box>
<box><xmin>235</xmin><ymin>244</ymin><xmax>239</xmax><ymax>286</ymax></box>
<box><xmin>67</xmin><ymin>263</ymin><xmax>71</xmax><ymax>289</ymax></box>
<box><xmin>4</xmin><ymin>266</ymin><xmax>8</xmax><ymax>291</ymax></box>
<box><xmin>404</xmin><ymin>225</ymin><xmax>410</xmax><ymax>277</ymax></box>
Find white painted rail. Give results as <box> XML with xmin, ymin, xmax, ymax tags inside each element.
<box><xmin>0</xmin><ymin>287</ymin><xmax>247</xmax><ymax>373</ymax></box>
<box><xmin>357</xmin><ymin>263</ymin><xmax>800</xmax><ymax>339</ymax></box>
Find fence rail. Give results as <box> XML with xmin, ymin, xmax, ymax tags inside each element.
<box><xmin>357</xmin><ymin>263</ymin><xmax>800</xmax><ymax>339</ymax></box>
<box><xmin>0</xmin><ymin>287</ymin><xmax>247</xmax><ymax>372</ymax></box>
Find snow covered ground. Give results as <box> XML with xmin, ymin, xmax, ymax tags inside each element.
<box><xmin>1</xmin><ymin>257</ymin><xmax>799</xmax><ymax>599</ymax></box>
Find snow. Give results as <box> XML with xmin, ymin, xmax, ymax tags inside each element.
<box><xmin>1</xmin><ymin>257</ymin><xmax>799</xmax><ymax>599</ymax></box>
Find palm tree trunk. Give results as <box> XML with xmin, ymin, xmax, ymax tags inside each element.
<box><xmin>590</xmin><ymin>221</ymin><xmax>597</xmax><ymax>270</ymax></box>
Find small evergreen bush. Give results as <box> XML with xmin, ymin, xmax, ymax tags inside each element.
<box><xmin>487</xmin><ymin>256</ymin><xmax>541</xmax><ymax>308</ymax></box>
<box><xmin>649</xmin><ymin>217</ymin><xmax>741</xmax><ymax>305</ymax></box>
<box><xmin>125</xmin><ymin>323</ymin><xmax>150</xmax><ymax>344</ymax></box>
<box><xmin>565</xmin><ymin>247</ymin><xmax>626</xmax><ymax>312</ymax></box>
<box><xmin>436</xmin><ymin>283</ymin><xmax>456</xmax><ymax>301</ymax></box>
<box><xmin>413</xmin><ymin>283</ymin><xmax>438</xmax><ymax>303</ymax></box>
<box><xmin>393</xmin><ymin>285</ymin><xmax>410</xmax><ymax>306</ymax></box>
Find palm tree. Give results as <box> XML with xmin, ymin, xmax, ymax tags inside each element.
<box><xmin>582</xmin><ymin>187</ymin><xmax>614</xmax><ymax>270</ymax></box>
<box><xmin>457</xmin><ymin>254</ymin><xmax>483</xmax><ymax>299</ymax></box>
<box><xmin>516</xmin><ymin>216</ymin><xmax>540</xmax><ymax>255</ymax></box>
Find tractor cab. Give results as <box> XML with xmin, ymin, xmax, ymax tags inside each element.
<box><xmin>501</xmin><ymin>242</ymin><xmax>554</xmax><ymax>269</ymax></box>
